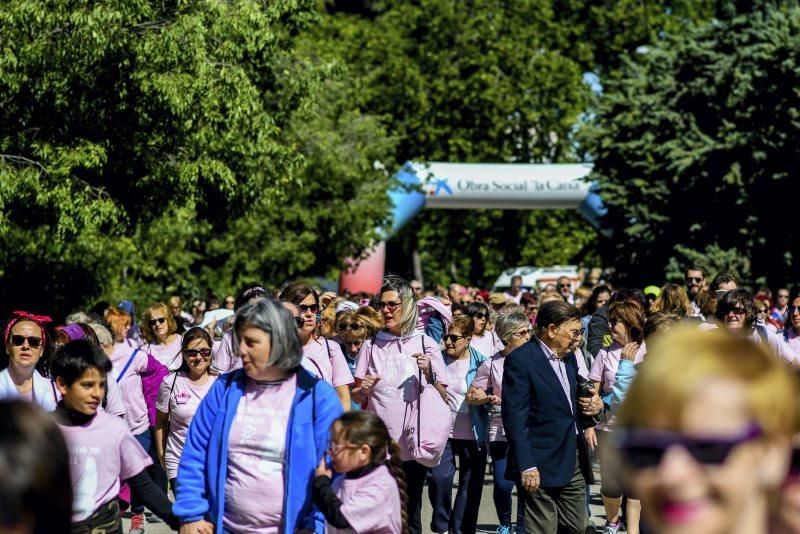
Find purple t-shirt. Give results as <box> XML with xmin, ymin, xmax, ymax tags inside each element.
<box><xmin>57</xmin><ymin>411</ymin><xmax>152</xmax><ymax>522</ymax></box>
<box><xmin>328</xmin><ymin>464</ymin><xmax>402</xmax><ymax>534</ymax></box>
<box><xmin>471</xmin><ymin>351</ymin><xmax>506</xmax><ymax>442</ymax></box>
<box><xmin>223</xmin><ymin>375</ymin><xmax>297</xmax><ymax>533</ymax></box>
<box><xmin>109</xmin><ymin>342</ymin><xmax>150</xmax><ymax>435</ymax></box>
<box><xmin>354</xmin><ymin>332</ymin><xmax>448</xmax><ymax>462</ymax></box>
<box><xmin>444</xmin><ymin>356</ymin><xmax>473</xmax><ymax>440</ymax></box>
<box><xmin>141</xmin><ymin>336</ymin><xmax>183</xmax><ymax>370</ymax></box>
<box><xmin>156</xmin><ymin>372</ymin><xmax>217</xmax><ymax>480</ymax></box>
<box><xmin>470</xmin><ymin>331</ymin><xmax>504</xmax><ymax>359</ymax></box>
<box><xmin>302</xmin><ymin>338</ymin><xmax>354</xmax><ymax>388</ymax></box>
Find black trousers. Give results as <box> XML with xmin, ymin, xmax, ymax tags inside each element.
<box><xmin>428</xmin><ymin>439</ymin><xmax>487</xmax><ymax>534</ymax></box>
<box><xmin>403</xmin><ymin>460</ymin><xmax>430</xmax><ymax>534</ymax></box>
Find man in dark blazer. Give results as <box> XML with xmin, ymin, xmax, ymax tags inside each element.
<box><xmin>502</xmin><ymin>300</ymin><xmax>604</xmax><ymax>533</ymax></box>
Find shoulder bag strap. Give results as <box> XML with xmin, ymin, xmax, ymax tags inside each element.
<box><xmin>116</xmin><ymin>349</ymin><xmax>139</xmax><ymax>384</ymax></box>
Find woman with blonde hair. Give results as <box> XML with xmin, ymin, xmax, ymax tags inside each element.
<box><xmin>141</xmin><ymin>303</ymin><xmax>183</xmax><ymax>370</ymax></box>
<box><xmin>616</xmin><ymin>328</ymin><xmax>797</xmax><ymax>534</ymax></box>
<box><xmin>651</xmin><ymin>284</ymin><xmax>692</xmax><ymax>319</ymax></box>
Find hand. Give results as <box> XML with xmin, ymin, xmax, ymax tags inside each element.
<box><xmin>621</xmin><ymin>342</ymin><xmax>640</xmax><ymax>361</ymax></box>
<box><xmin>584</xmin><ymin>427</ymin><xmax>598</xmax><ymax>451</ymax></box>
<box><xmin>179</xmin><ymin>520</ymin><xmax>214</xmax><ymax>534</ymax></box>
<box><xmin>360</xmin><ymin>375</ymin><xmax>381</xmax><ymax>396</ymax></box>
<box><xmin>316</xmin><ymin>458</ymin><xmax>332</xmax><ymax>478</ymax></box>
<box><xmin>205</xmin><ymin>319</ymin><xmax>217</xmax><ymax>340</ymax></box>
<box><xmin>413</xmin><ymin>352</ymin><xmax>432</xmax><ymax>377</ymax></box>
<box><xmin>578</xmin><ymin>389</ymin><xmax>603</xmax><ymax>416</ymax></box>
<box><xmin>521</xmin><ymin>468</ymin><xmax>540</xmax><ymax>492</ymax></box>
<box><xmin>487</xmin><ymin>394</ymin><xmax>501</xmax><ymax>406</ymax></box>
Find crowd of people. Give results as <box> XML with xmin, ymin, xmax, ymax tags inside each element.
<box><xmin>2</xmin><ymin>267</ymin><xmax>800</xmax><ymax>534</ymax></box>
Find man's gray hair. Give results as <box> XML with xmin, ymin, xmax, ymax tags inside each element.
<box><xmin>494</xmin><ymin>312</ymin><xmax>530</xmax><ymax>344</ymax></box>
<box><xmin>233</xmin><ymin>299</ymin><xmax>302</xmax><ymax>370</ymax></box>
<box><xmin>380</xmin><ymin>275</ymin><xmax>419</xmax><ymax>336</ymax></box>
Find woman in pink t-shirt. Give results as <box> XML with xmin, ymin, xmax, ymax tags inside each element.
<box><xmin>140</xmin><ymin>303</ymin><xmax>183</xmax><ymax>370</ymax></box>
<box><xmin>466</xmin><ymin>302</ymin><xmax>504</xmax><ymax>358</ymax></box>
<box><xmin>467</xmin><ymin>311</ymin><xmax>532</xmax><ymax>534</ymax></box>
<box><xmin>313</xmin><ymin>411</ymin><xmax>405</xmax><ymax>533</ymax></box>
<box><xmin>588</xmin><ymin>300</ymin><xmax>646</xmax><ymax>534</ymax></box>
<box><xmin>352</xmin><ymin>275</ymin><xmax>449</xmax><ymax>534</ymax></box>
<box><xmin>281</xmin><ymin>281</ymin><xmax>354</xmax><ymax>411</ymax></box>
<box><xmin>211</xmin><ymin>283</ymin><xmax>272</xmax><ymax>373</ymax></box>
<box><xmin>0</xmin><ymin>311</ymin><xmax>58</xmax><ymax>411</ymax></box>
<box><xmin>155</xmin><ymin>327</ymin><xmax>218</xmax><ymax>490</ymax></box>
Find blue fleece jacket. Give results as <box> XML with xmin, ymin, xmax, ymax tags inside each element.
<box><xmin>610</xmin><ymin>359</ymin><xmax>639</xmax><ymax>416</ymax></box>
<box><xmin>172</xmin><ymin>367</ymin><xmax>343</xmax><ymax>533</ymax></box>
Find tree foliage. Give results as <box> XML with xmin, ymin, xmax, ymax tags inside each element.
<box><xmin>585</xmin><ymin>2</ymin><xmax>800</xmax><ymax>287</ymax></box>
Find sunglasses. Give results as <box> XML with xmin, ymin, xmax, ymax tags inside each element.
<box><xmin>557</xmin><ymin>284</ymin><xmax>570</xmax><ymax>289</ymax></box>
<box><xmin>149</xmin><ymin>317</ymin><xmax>167</xmax><ymax>327</ymax></box>
<box><xmin>224</xmin><ymin>299</ymin><xmax>235</xmax><ymax>305</ymax></box>
<box><xmin>184</xmin><ymin>348</ymin><xmax>212</xmax><ymax>359</ymax></box>
<box><xmin>10</xmin><ymin>335</ymin><xmax>42</xmax><ymax>348</ymax></box>
<box><xmin>685</xmin><ymin>277</ymin><xmax>703</xmax><ymax>283</ymax></box>
<box><xmin>337</xmin><ymin>322</ymin><xmax>363</xmax><ymax>332</ymax></box>
<box><xmin>790</xmin><ymin>306</ymin><xmax>800</xmax><ymax>315</ymax></box>
<box><xmin>378</xmin><ymin>300</ymin><xmax>402</xmax><ymax>311</ymax></box>
<box><xmin>512</xmin><ymin>329</ymin><xmax>532</xmax><ymax>338</ymax></box>
<box><xmin>444</xmin><ymin>334</ymin><xmax>466</xmax><ymax>343</ymax></box>
<box><xmin>470</xmin><ymin>312</ymin><xmax>487</xmax><ymax>320</ymax></box>
<box><xmin>618</xmin><ymin>424</ymin><xmax>762</xmax><ymax>470</ymax></box>
<box><xmin>298</xmin><ymin>304</ymin><xmax>319</xmax><ymax>315</ymax></box>
<box><xmin>726</xmin><ymin>306</ymin><xmax>747</xmax><ymax>315</ymax></box>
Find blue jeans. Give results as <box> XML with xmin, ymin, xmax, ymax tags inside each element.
<box><xmin>490</xmin><ymin>441</ymin><xmax>526</xmax><ymax>533</ymax></box>
<box><xmin>428</xmin><ymin>439</ymin><xmax>487</xmax><ymax>534</ymax></box>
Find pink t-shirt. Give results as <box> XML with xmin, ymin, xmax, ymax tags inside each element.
<box><xmin>156</xmin><ymin>372</ymin><xmax>217</xmax><ymax>480</ymax></box>
<box><xmin>788</xmin><ymin>328</ymin><xmax>800</xmax><ymax>356</ymax></box>
<box><xmin>471</xmin><ymin>351</ymin><xmax>506</xmax><ymax>442</ymax></box>
<box><xmin>212</xmin><ymin>331</ymin><xmax>242</xmax><ymax>374</ymax></box>
<box><xmin>444</xmin><ymin>356</ymin><xmax>473</xmax><ymax>440</ymax></box>
<box><xmin>354</xmin><ymin>332</ymin><xmax>448</xmax><ymax>462</ymax></box>
<box><xmin>141</xmin><ymin>336</ymin><xmax>183</xmax><ymax>370</ymax></box>
<box><xmin>302</xmin><ymin>338</ymin><xmax>354</xmax><ymax>387</ymax></box>
<box><xmin>223</xmin><ymin>375</ymin><xmax>297</xmax><ymax>533</ymax></box>
<box><xmin>589</xmin><ymin>341</ymin><xmax>647</xmax><ymax>431</ymax></box>
<box><xmin>109</xmin><ymin>342</ymin><xmax>150</xmax><ymax>435</ymax></box>
<box><xmin>57</xmin><ymin>411</ymin><xmax>152</xmax><ymax>522</ymax></box>
<box><xmin>470</xmin><ymin>331</ymin><xmax>504</xmax><ymax>359</ymax></box>
<box><xmin>328</xmin><ymin>464</ymin><xmax>402</xmax><ymax>534</ymax></box>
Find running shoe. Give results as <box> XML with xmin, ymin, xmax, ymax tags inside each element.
<box><xmin>496</xmin><ymin>525</ymin><xmax>512</xmax><ymax>534</ymax></box>
<box><xmin>602</xmin><ymin>520</ymin><xmax>621</xmax><ymax>534</ymax></box>
<box><xmin>129</xmin><ymin>512</ymin><xmax>146</xmax><ymax>533</ymax></box>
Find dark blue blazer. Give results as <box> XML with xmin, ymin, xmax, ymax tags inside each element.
<box><xmin>501</xmin><ymin>339</ymin><xmax>593</xmax><ymax>488</ymax></box>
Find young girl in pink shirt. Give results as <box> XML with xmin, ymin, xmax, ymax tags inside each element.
<box><xmin>313</xmin><ymin>411</ymin><xmax>406</xmax><ymax>533</ymax></box>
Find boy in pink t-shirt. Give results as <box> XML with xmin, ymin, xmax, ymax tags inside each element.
<box><xmin>50</xmin><ymin>339</ymin><xmax>178</xmax><ymax>531</ymax></box>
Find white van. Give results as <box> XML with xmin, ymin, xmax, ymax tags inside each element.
<box><xmin>492</xmin><ymin>265</ymin><xmax>581</xmax><ymax>293</ymax></box>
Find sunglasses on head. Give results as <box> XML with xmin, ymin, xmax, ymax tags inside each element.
<box><xmin>298</xmin><ymin>304</ymin><xmax>319</xmax><ymax>315</ymax></box>
<box><xmin>149</xmin><ymin>317</ymin><xmax>167</xmax><ymax>327</ymax></box>
<box><xmin>470</xmin><ymin>312</ymin><xmax>487</xmax><ymax>320</ymax></box>
<box><xmin>444</xmin><ymin>334</ymin><xmax>465</xmax><ymax>343</ymax></box>
<box><xmin>10</xmin><ymin>335</ymin><xmax>42</xmax><ymax>348</ymax></box>
<box><xmin>337</xmin><ymin>322</ymin><xmax>363</xmax><ymax>332</ymax></box>
<box><xmin>618</xmin><ymin>424</ymin><xmax>762</xmax><ymax>470</ymax></box>
<box><xmin>184</xmin><ymin>348</ymin><xmax>212</xmax><ymax>359</ymax></box>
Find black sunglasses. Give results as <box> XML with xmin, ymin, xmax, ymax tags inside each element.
<box><xmin>557</xmin><ymin>283</ymin><xmax>570</xmax><ymax>289</ymax></box>
<box><xmin>444</xmin><ymin>334</ymin><xmax>466</xmax><ymax>343</ymax></box>
<box><xmin>184</xmin><ymin>348</ymin><xmax>212</xmax><ymax>359</ymax></box>
<box><xmin>790</xmin><ymin>306</ymin><xmax>800</xmax><ymax>315</ymax></box>
<box><xmin>618</xmin><ymin>424</ymin><xmax>762</xmax><ymax>470</ymax></box>
<box><xmin>337</xmin><ymin>322</ymin><xmax>364</xmax><ymax>332</ymax></box>
<box><xmin>685</xmin><ymin>277</ymin><xmax>703</xmax><ymax>283</ymax></box>
<box><xmin>470</xmin><ymin>312</ymin><xmax>487</xmax><ymax>320</ymax></box>
<box><xmin>298</xmin><ymin>304</ymin><xmax>319</xmax><ymax>315</ymax></box>
<box><xmin>10</xmin><ymin>335</ymin><xmax>42</xmax><ymax>348</ymax></box>
<box><xmin>149</xmin><ymin>317</ymin><xmax>167</xmax><ymax>327</ymax></box>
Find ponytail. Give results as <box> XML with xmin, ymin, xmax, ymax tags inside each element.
<box><xmin>386</xmin><ymin>440</ymin><xmax>409</xmax><ymax>534</ymax></box>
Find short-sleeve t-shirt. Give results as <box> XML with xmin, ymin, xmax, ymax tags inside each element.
<box><xmin>589</xmin><ymin>341</ymin><xmax>647</xmax><ymax>431</ymax></box>
<box><xmin>223</xmin><ymin>374</ymin><xmax>297</xmax><ymax>533</ymax></box>
<box><xmin>470</xmin><ymin>331</ymin><xmax>504</xmax><ymax>359</ymax></box>
<box><xmin>471</xmin><ymin>351</ymin><xmax>506</xmax><ymax>442</ymax></box>
<box><xmin>302</xmin><ymin>338</ymin><xmax>354</xmax><ymax>388</ymax></box>
<box><xmin>328</xmin><ymin>464</ymin><xmax>402</xmax><ymax>534</ymax></box>
<box><xmin>212</xmin><ymin>331</ymin><xmax>242</xmax><ymax>374</ymax></box>
<box><xmin>156</xmin><ymin>372</ymin><xmax>217</xmax><ymax>480</ymax></box>
<box><xmin>141</xmin><ymin>336</ymin><xmax>183</xmax><ymax>370</ymax></box>
<box><xmin>109</xmin><ymin>341</ymin><xmax>150</xmax><ymax>435</ymax></box>
<box><xmin>443</xmin><ymin>356</ymin><xmax>474</xmax><ymax>440</ymax></box>
<box><xmin>354</xmin><ymin>332</ymin><xmax>448</xmax><ymax>462</ymax></box>
<box><xmin>57</xmin><ymin>411</ymin><xmax>152</xmax><ymax>522</ymax></box>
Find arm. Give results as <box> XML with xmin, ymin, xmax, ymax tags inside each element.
<box><xmin>586</xmin><ymin>308</ymin><xmax>609</xmax><ymax>357</ymax></box>
<box><xmin>466</xmin><ymin>384</ymin><xmax>490</xmax><ymax>405</ymax></box>
<box><xmin>311</xmin><ymin>476</ymin><xmax>351</xmax><ymax>529</ymax></box>
<box><xmin>334</xmin><ymin>385</ymin><xmax>351</xmax><ymax>412</ymax></box>
<box><xmin>155</xmin><ymin>410</ymin><xmax>170</xmax><ymax>469</ymax></box>
<box><xmin>500</xmin><ymin>353</ymin><xmax>536</xmax><ymax>473</ymax></box>
<box><xmin>127</xmin><ymin>470</ymin><xmax>180</xmax><ymax>529</ymax></box>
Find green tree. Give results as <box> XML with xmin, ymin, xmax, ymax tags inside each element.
<box><xmin>585</xmin><ymin>3</ymin><xmax>800</xmax><ymax>287</ymax></box>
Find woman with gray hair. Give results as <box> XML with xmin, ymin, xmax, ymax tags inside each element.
<box><xmin>467</xmin><ymin>312</ymin><xmax>531</xmax><ymax>534</ymax></box>
<box><xmin>173</xmin><ymin>299</ymin><xmax>343</xmax><ymax>533</ymax></box>
<box><xmin>352</xmin><ymin>274</ymin><xmax>449</xmax><ymax>534</ymax></box>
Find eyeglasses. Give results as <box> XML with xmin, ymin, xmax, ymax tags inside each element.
<box><xmin>337</xmin><ymin>322</ymin><xmax>364</xmax><ymax>332</ymax></box>
<box><xmin>10</xmin><ymin>335</ymin><xmax>42</xmax><ymax>348</ymax></box>
<box><xmin>618</xmin><ymin>424</ymin><xmax>762</xmax><ymax>470</ymax></box>
<box><xmin>328</xmin><ymin>444</ymin><xmax>359</xmax><ymax>456</ymax></box>
<box><xmin>149</xmin><ymin>317</ymin><xmax>167</xmax><ymax>327</ymax></box>
<box><xmin>378</xmin><ymin>300</ymin><xmax>402</xmax><ymax>311</ymax></box>
<box><xmin>470</xmin><ymin>312</ymin><xmax>487</xmax><ymax>320</ymax></box>
<box><xmin>512</xmin><ymin>329</ymin><xmax>532</xmax><ymax>339</ymax></box>
<box><xmin>184</xmin><ymin>348</ymin><xmax>212</xmax><ymax>359</ymax></box>
<box><xmin>726</xmin><ymin>306</ymin><xmax>746</xmax><ymax>316</ymax></box>
<box><xmin>790</xmin><ymin>306</ymin><xmax>800</xmax><ymax>315</ymax></box>
<box><xmin>291</xmin><ymin>316</ymin><xmax>304</xmax><ymax>329</ymax></box>
<box><xmin>444</xmin><ymin>334</ymin><xmax>466</xmax><ymax>343</ymax></box>
<box><xmin>685</xmin><ymin>277</ymin><xmax>703</xmax><ymax>283</ymax></box>
<box><xmin>298</xmin><ymin>304</ymin><xmax>319</xmax><ymax>315</ymax></box>
<box><xmin>560</xmin><ymin>327</ymin><xmax>582</xmax><ymax>339</ymax></box>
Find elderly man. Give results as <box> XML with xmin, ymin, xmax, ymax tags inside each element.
<box><xmin>502</xmin><ymin>301</ymin><xmax>604</xmax><ymax>533</ymax></box>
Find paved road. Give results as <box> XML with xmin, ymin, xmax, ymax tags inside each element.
<box><xmin>124</xmin><ymin>466</ymin><xmax>609</xmax><ymax>533</ymax></box>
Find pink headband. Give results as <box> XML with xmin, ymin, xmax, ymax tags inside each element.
<box><xmin>4</xmin><ymin>310</ymin><xmax>52</xmax><ymax>345</ymax></box>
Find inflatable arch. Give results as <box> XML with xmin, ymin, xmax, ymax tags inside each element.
<box><xmin>339</xmin><ymin>162</ymin><xmax>606</xmax><ymax>293</ymax></box>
